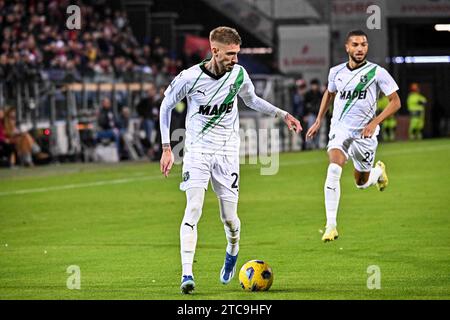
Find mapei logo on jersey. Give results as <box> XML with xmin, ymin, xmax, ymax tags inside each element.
<box><xmin>340</xmin><ymin>90</ymin><xmax>367</xmax><ymax>100</ymax></box>
<box><xmin>198</xmin><ymin>102</ymin><xmax>234</xmax><ymax>116</ymax></box>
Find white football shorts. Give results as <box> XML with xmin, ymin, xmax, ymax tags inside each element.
<box><xmin>327</xmin><ymin>124</ymin><xmax>379</xmax><ymax>172</ymax></box>
<box><xmin>180</xmin><ymin>151</ymin><xmax>240</xmax><ymax>203</ymax></box>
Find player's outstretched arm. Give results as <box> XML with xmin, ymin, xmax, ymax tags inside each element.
<box><xmin>238</xmin><ymin>69</ymin><xmax>302</xmax><ymax>134</ymax></box>
<box><xmin>306</xmin><ymin>89</ymin><xmax>335</xmax><ymax>140</ymax></box>
<box><xmin>362</xmin><ymin>91</ymin><xmax>401</xmax><ymax>138</ymax></box>
<box><xmin>242</xmin><ymin>93</ymin><xmax>302</xmax><ymax>133</ymax></box>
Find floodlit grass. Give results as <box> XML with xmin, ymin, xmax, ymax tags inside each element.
<box><xmin>0</xmin><ymin>139</ymin><xmax>449</xmax><ymax>299</ymax></box>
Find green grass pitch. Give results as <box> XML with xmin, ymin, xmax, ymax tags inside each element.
<box><xmin>0</xmin><ymin>139</ymin><xmax>449</xmax><ymax>300</ymax></box>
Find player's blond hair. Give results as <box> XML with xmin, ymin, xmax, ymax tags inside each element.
<box><xmin>209</xmin><ymin>26</ymin><xmax>242</xmax><ymax>45</ymax></box>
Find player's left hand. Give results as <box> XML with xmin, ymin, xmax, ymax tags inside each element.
<box><xmin>160</xmin><ymin>147</ymin><xmax>174</xmax><ymax>178</ymax></box>
<box><xmin>284</xmin><ymin>113</ymin><xmax>302</xmax><ymax>134</ymax></box>
<box><xmin>361</xmin><ymin>121</ymin><xmax>378</xmax><ymax>138</ymax></box>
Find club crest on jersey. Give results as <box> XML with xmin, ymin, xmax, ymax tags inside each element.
<box><xmin>360</xmin><ymin>75</ymin><xmax>368</xmax><ymax>84</ymax></box>
<box><xmin>229</xmin><ymin>84</ymin><xmax>238</xmax><ymax>95</ymax></box>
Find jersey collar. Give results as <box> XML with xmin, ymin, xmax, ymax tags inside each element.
<box><xmin>200</xmin><ymin>59</ymin><xmax>230</xmax><ymax>80</ymax></box>
<box><xmin>346</xmin><ymin>60</ymin><xmax>367</xmax><ymax>71</ymax></box>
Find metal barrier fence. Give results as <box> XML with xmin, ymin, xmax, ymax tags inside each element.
<box><xmin>0</xmin><ymin>76</ymin><xmax>323</xmax><ymax>163</ymax></box>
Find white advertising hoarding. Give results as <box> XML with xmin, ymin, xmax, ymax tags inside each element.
<box><xmin>278</xmin><ymin>25</ymin><xmax>330</xmax><ymax>83</ymax></box>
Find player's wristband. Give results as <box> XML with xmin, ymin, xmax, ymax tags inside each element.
<box><xmin>276</xmin><ymin>109</ymin><xmax>288</xmax><ymax>119</ymax></box>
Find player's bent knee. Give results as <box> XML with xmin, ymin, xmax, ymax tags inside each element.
<box><xmin>328</xmin><ymin>149</ymin><xmax>347</xmax><ymax>167</ymax></box>
<box><xmin>183</xmin><ymin>201</ymin><xmax>203</xmax><ymax>226</ymax></box>
<box><xmin>327</xmin><ymin>163</ymin><xmax>343</xmax><ymax>177</ymax></box>
<box><xmin>222</xmin><ymin>218</ymin><xmax>240</xmax><ymax>229</ymax></box>
<box><xmin>219</xmin><ymin>198</ymin><xmax>239</xmax><ymax>223</ymax></box>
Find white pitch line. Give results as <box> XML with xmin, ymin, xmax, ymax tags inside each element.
<box><xmin>262</xmin><ymin>144</ymin><xmax>450</xmax><ymax>167</ymax></box>
<box><xmin>0</xmin><ymin>143</ymin><xmax>448</xmax><ymax>197</ymax></box>
<box><xmin>0</xmin><ymin>175</ymin><xmax>161</xmax><ymax>197</ymax></box>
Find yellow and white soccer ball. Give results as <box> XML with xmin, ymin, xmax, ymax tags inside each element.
<box><xmin>239</xmin><ymin>260</ymin><xmax>273</xmax><ymax>291</ymax></box>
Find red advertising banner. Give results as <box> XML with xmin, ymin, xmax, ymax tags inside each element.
<box><xmin>184</xmin><ymin>34</ymin><xmax>210</xmax><ymax>59</ymax></box>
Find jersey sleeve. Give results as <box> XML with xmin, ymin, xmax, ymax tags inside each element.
<box><xmin>238</xmin><ymin>68</ymin><xmax>288</xmax><ymax>118</ymax></box>
<box><xmin>237</xmin><ymin>67</ymin><xmax>257</xmax><ymax>102</ymax></box>
<box><xmin>327</xmin><ymin>67</ymin><xmax>338</xmax><ymax>93</ymax></box>
<box><xmin>163</xmin><ymin>71</ymin><xmax>189</xmax><ymax>106</ymax></box>
<box><xmin>377</xmin><ymin>67</ymin><xmax>399</xmax><ymax>96</ymax></box>
<box><xmin>159</xmin><ymin>71</ymin><xmax>189</xmax><ymax>145</ymax></box>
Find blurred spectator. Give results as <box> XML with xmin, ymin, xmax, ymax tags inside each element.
<box><xmin>303</xmin><ymin>79</ymin><xmax>323</xmax><ymax>150</ymax></box>
<box><xmin>117</xmin><ymin>106</ymin><xmax>138</xmax><ymax>160</ymax></box>
<box><xmin>3</xmin><ymin>107</ymin><xmax>48</xmax><ymax>166</ymax></box>
<box><xmin>64</xmin><ymin>59</ymin><xmax>82</xmax><ymax>82</ymax></box>
<box><xmin>117</xmin><ymin>106</ymin><xmax>130</xmax><ymax>135</ymax></box>
<box><xmin>135</xmin><ymin>82</ymin><xmax>159</xmax><ymax>157</ymax></box>
<box><xmin>0</xmin><ymin>108</ymin><xmax>16</xmax><ymax>167</ymax></box>
<box><xmin>292</xmin><ymin>79</ymin><xmax>307</xmax><ymax>149</ymax></box>
<box><xmin>293</xmin><ymin>79</ymin><xmax>307</xmax><ymax>119</ymax></box>
<box><xmin>377</xmin><ymin>93</ymin><xmax>396</xmax><ymax>142</ymax></box>
<box><xmin>149</xmin><ymin>85</ymin><xmax>166</xmax><ymax>161</ymax></box>
<box><xmin>170</xmin><ymin>100</ymin><xmax>187</xmax><ymax>147</ymax></box>
<box><xmin>407</xmin><ymin>83</ymin><xmax>427</xmax><ymax>140</ymax></box>
<box><xmin>96</xmin><ymin>97</ymin><xmax>120</xmax><ymax>155</ymax></box>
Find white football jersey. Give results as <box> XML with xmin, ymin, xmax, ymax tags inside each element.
<box><xmin>161</xmin><ymin>61</ymin><xmax>284</xmax><ymax>156</ymax></box>
<box><xmin>327</xmin><ymin>61</ymin><xmax>399</xmax><ymax>133</ymax></box>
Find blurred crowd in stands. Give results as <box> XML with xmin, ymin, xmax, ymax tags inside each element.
<box><xmin>0</xmin><ymin>0</ymin><xmax>184</xmax><ymax>87</ymax></box>
<box><xmin>0</xmin><ymin>0</ymin><xmax>189</xmax><ymax>167</ymax></box>
<box><xmin>0</xmin><ymin>1</ymin><xmax>435</xmax><ymax>168</ymax></box>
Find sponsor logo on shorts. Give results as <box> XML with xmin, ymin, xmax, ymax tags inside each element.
<box><xmin>183</xmin><ymin>171</ymin><xmax>190</xmax><ymax>182</ymax></box>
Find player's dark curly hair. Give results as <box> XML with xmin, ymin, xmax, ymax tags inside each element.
<box><xmin>346</xmin><ymin>30</ymin><xmax>368</xmax><ymax>42</ymax></box>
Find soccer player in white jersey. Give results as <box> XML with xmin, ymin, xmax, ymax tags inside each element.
<box><xmin>306</xmin><ymin>30</ymin><xmax>401</xmax><ymax>242</ymax></box>
<box><xmin>159</xmin><ymin>26</ymin><xmax>301</xmax><ymax>293</ymax></box>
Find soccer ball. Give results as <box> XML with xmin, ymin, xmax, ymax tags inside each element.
<box><xmin>239</xmin><ymin>260</ymin><xmax>273</xmax><ymax>291</ymax></box>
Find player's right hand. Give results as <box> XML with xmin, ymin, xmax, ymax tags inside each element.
<box><xmin>306</xmin><ymin>120</ymin><xmax>321</xmax><ymax>140</ymax></box>
<box><xmin>160</xmin><ymin>148</ymin><xmax>174</xmax><ymax>178</ymax></box>
<box><xmin>284</xmin><ymin>113</ymin><xmax>302</xmax><ymax>134</ymax></box>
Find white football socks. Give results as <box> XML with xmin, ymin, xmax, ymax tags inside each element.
<box><xmin>356</xmin><ymin>166</ymin><xmax>383</xmax><ymax>189</ymax></box>
<box><xmin>180</xmin><ymin>188</ymin><xmax>205</xmax><ymax>276</ymax></box>
<box><xmin>219</xmin><ymin>199</ymin><xmax>240</xmax><ymax>257</ymax></box>
<box><xmin>324</xmin><ymin>163</ymin><xmax>342</xmax><ymax>227</ymax></box>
